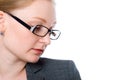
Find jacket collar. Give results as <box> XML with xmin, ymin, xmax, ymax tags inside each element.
<box><xmin>26</xmin><ymin>61</ymin><xmax>42</xmax><ymax>73</ymax></box>
<box><xmin>25</xmin><ymin>58</ymin><xmax>45</xmax><ymax>80</ymax></box>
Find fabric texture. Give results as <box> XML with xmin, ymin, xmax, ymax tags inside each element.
<box><xmin>26</xmin><ymin>57</ymin><xmax>81</xmax><ymax>80</ymax></box>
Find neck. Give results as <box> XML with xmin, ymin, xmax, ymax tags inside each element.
<box><xmin>0</xmin><ymin>48</ymin><xmax>26</xmax><ymax>79</ymax></box>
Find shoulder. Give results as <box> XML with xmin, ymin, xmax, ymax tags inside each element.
<box><xmin>26</xmin><ymin>57</ymin><xmax>76</xmax><ymax>71</ymax></box>
<box><xmin>37</xmin><ymin>57</ymin><xmax>79</xmax><ymax>72</ymax></box>
<box><xmin>39</xmin><ymin>57</ymin><xmax>75</xmax><ymax>67</ymax></box>
<box><xmin>26</xmin><ymin>57</ymin><xmax>81</xmax><ymax>80</ymax></box>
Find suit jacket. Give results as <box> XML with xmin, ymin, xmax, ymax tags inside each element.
<box><xmin>26</xmin><ymin>58</ymin><xmax>81</xmax><ymax>80</ymax></box>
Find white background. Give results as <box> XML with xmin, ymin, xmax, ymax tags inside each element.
<box><xmin>42</xmin><ymin>0</ymin><xmax>120</xmax><ymax>80</ymax></box>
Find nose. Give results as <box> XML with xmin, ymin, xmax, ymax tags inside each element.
<box><xmin>38</xmin><ymin>34</ymin><xmax>51</xmax><ymax>45</ymax></box>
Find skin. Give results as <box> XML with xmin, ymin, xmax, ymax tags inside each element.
<box><xmin>0</xmin><ymin>0</ymin><xmax>56</xmax><ymax>80</ymax></box>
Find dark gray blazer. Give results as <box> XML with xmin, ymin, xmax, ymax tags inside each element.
<box><xmin>26</xmin><ymin>58</ymin><xmax>81</xmax><ymax>80</ymax></box>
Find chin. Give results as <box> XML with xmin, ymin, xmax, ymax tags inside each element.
<box><xmin>28</xmin><ymin>57</ymin><xmax>40</xmax><ymax>63</ymax></box>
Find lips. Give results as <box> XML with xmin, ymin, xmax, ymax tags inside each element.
<box><xmin>32</xmin><ymin>48</ymin><xmax>44</xmax><ymax>55</ymax></box>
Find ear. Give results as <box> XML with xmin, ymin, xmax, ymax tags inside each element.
<box><xmin>0</xmin><ymin>11</ymin><xmax>6</xmax><ymax>32</ymax></box>
<box><xmin>0</xmin><ymin>11</ymin><xmax>5</xmax><ymax>23</ymax></box>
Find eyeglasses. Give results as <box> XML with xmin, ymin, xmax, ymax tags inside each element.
<box><xmin>7</xmin><ymin>13</ymin><xmax>61</xmax><ymax>40</ymax></box>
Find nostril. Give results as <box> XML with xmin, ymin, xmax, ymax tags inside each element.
<box><xmin>38</xmin><ymin>34</ymin><xmax>51</xmax><ymax>45</ymax></box>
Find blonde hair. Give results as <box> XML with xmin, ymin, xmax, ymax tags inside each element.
<box><xmin>0</xmin><ymin>0</ymin><xmax>35</xmax><ymax>12</ymax></box>
<box><xmin>0</xmin><ymin>0</ymin><xmax>54</xmax><ymax>12</ymax></box>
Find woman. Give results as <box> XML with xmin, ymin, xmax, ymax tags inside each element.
<box><xmin>0</xmin><ymin>0</ymin><xmax>81</xmax><ymax>80</ymax></box>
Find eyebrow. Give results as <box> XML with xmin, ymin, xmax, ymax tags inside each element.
<box><xmin>33</xmin><ymin>17</ymin><xmax>56</xmax><ymax>24</ymax></box>
<box><xmin>32</xmin><ymin>17</ymin><xmax>47</xmax><ymax>23</ymax></box>
<box><xmin>33</xmin><ymin>17</ymin><xmax>57</xmax><ymax>28</ymax></box>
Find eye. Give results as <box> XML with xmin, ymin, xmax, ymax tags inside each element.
<box><xmin>33</xmin><ymin>25</ymin><xmax>49</xmax><ymax>36</ymax></box>
<box><xmin>34</xmin><ymin>25</ymin><xmax>43</xmax><ymax>32</ymax></box>
<box><xmin>51</xmin><ymin>31</ymin><xmax>56</xmax><ymax>36</ymax></box>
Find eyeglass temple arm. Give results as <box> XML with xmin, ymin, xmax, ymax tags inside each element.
<box><xmin>7</xmin><ymin>13</ymin><xmax>31</xmax><ymax>30</ymax></box>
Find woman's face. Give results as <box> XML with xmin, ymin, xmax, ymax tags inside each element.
<box><xmin>1</xmin><ymin>0</ymin><xmax>56</xmax><ymax>63</ymax></box>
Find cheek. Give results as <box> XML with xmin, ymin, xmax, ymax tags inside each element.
<box><xmin>3</xmin><ymin>23</ymin><xmax>36</xmax><ymax>55</ymax></box>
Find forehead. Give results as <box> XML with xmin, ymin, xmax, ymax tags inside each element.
<box><xmin>11</xmin><ymin>0</ymin><xmax>56</xmax><ymax>26</ymax></box>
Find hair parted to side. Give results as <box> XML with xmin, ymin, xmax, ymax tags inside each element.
<box><xmin>0</xmin><ymin>0</ymin><xmax>54</xmax><ymax>12</ymax></box>
<box><xmin>0</xmin><ymin>0</ymin><xmax>34</xmax><ymax>12</ymax></box>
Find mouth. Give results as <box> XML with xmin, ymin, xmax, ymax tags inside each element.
<box><xmin>32</xmin><ymin>48</ymin><xmax>44</xmax><ymax>55</ymax></box>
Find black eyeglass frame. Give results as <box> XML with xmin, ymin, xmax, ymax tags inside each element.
<box><xmin>7</xmin><ymin>13</ymin><xmax>61</xmax><ymax>40</ymax></box>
